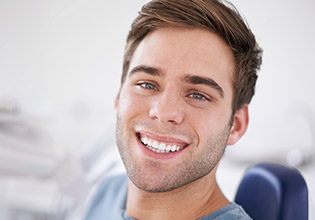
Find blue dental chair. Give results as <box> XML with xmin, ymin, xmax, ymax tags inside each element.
<box><xmin>235</xmin><ymin>163</ymin><xmax>308</xmax><ymax>220</ymax></box>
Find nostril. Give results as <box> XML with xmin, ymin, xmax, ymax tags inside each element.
<box><xmin>149</xmin><ymin>108</ymin><xmax>184</xmax><ymax>124</ymax></box>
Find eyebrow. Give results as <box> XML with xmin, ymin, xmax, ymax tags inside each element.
<box><xmin>128</xmin><ymin>65</ymin><xmax>224</xmax><ymax>98</ymax></box>
<box><xmin>129</xmin><ymin>65</ymin><xmax>164</xmax><ymax>77</ymax></box>
<box><xmin>183</xmin><ymin>75</ymin><xmax>224</xmax><ymax>98</ymax></box>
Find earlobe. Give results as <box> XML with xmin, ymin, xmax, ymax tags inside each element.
<box><xmin>227</xmin><ymin>105</ymin><xmax>249</xmax><ymax>145</ymax></box>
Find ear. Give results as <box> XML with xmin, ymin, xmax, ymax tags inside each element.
<box><xmin>227</xmin><ymin>105</ymin><xmax>249</xmax><ymax>145</ymax></box>
<box><xmin>115</xmin><ymin>91</ymin><xmax>121</xmax><ymax>109</ymax></box>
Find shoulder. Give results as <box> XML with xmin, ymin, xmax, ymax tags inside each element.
<box><xmin>201</xmin><ymin>203</ymin><xmax>252</xmax><ymax>220</ymax></box>
<box><xmin>94</xmin><ymin>174</ymin><xmax>128</xmax><ymax>200</ymax></box>
<box><xmin>84</xmin><ymin>174</ymin><xmax>128</xmax><ymax>220</ymax></box>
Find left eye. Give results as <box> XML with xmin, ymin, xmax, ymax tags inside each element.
<box><xmin>136</xmin><ymin>82</ymin><xmax>157</xmax><ymax>90</ymax></box>
<box><xmin>188</xmin><ymin>92</ymin><xmax>210</xmax><ymax>101</ymax></box>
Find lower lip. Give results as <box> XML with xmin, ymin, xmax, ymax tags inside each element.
<box><xmin>136</xmin><ymin>135</ymin><xmax>187</xmax><ymax>160</ymax></box>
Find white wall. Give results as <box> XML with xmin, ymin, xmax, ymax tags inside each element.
<box><xmin>0</xmin><ymin>0</ymin><xmax>147</xmax><ymax>153</ymax></box>
<box><xmin>0</xmin><ymin>0</ymin><xmax>314</xmax><ymax>218</ymax></box>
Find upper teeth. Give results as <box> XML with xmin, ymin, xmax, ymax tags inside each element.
<box><xmin>141</xmin><ymin>136</ymin><xmax>181</xmax><ymax>153</ymax></box>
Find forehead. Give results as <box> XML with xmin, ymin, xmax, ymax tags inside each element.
<box><xmin>128</xmin><ymin>27</ymin><xmax>235</xmax><ymax>91</ymax></box>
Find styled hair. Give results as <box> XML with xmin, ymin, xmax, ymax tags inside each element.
<box><xmin>121</xmin><ymin>0</ymin><xmax>262</xmax><ymax>113</ymax></box>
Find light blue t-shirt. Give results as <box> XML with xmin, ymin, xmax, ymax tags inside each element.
<box><xmin>85</xmin><ymin>175</ymin><xmax>252</xmax><ymax>220</ymax></box>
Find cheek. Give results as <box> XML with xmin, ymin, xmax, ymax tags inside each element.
<box><xmin>189</xmin><ymin>108</ymin><xmax>232</xmax><ymax>141</ymax></box>
<box><xmin>117</xmin><ymin>88</ymin><xmax>148</xmax><ymax>120</ymax></box>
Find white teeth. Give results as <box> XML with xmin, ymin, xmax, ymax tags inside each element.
<box><xmin>159</xmin><ymin>143</ymin><xmax>166</xmax><ymax>151</ymax></box>
<box><xmin>171</xmin><ymin>145</ymin><xmax>176</xmax><ymax>152</ymax></box>
<box><xmin>148</xmin><ymin>139</ymin><xmax>153</xmax><ymax>147</ymax></box>
<box><xmin>152</xmin><ymin>140</ymin><xmax>158</xmax><ymax>148</ymax></box>
<box><xmin>166</xmin><ymin>145</ymin><xmax>172</xmax><ymax>151</ymax></box>
<box><xmin>140</xmin><ymin>136</ymin><xmax>182</xmax><ymax>153</ymax></box>
<box><xmin>142</xmin><ymin>136</ymin><xmax>148</xmax><ymax>145</ymax></box>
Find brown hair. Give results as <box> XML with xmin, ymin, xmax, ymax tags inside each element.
<box><xmin>121</xmin><ymin>0</ymin><xmax>262</xmax><ymax>113</ymax></box>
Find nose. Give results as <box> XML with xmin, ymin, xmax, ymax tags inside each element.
<box><xmin>149</xmin><ymin>90</ymin><xmax>184</xmax><ymax>124</ymax></box>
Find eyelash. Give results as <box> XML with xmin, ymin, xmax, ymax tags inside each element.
<box><xmin>187</xmin><ymin>92</ymin><xmax>212</xmax><ymax>102</ymax></box>
<box><xmin>136</xmin><ymin>81</ymin><xmax>158</xmax><ymax>91</ymax></box>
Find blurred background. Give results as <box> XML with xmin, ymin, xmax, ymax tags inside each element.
<box><xmin>0</xmin><ymin>0</ymin><xmax>314</xmax><ymax>219</ymax></box>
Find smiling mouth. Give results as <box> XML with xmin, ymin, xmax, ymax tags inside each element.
<box><xmin>137</xmin><ymin>132</ymin><xmax>189</xmax><ymax>154</ymax></box>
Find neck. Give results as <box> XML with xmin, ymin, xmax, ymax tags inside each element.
<box><xmin>126</xmin><ymin>169</ymin><xmax>229</xmax><ymax>220</ymax></box>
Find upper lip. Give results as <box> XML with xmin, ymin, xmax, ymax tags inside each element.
<box><xmin>137</xmin><ymin>130</ymin><xmax>190</xmax><ymax>147</ymax></box>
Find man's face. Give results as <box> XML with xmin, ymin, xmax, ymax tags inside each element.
<box><xmin>116</xmin><ymin>27</ymin><xmax>238</xmax><ymax>192</ymax></box>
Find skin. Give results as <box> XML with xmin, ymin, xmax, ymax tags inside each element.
<box><xmin>115</xmin><ymin>27</ymin><xmax>249</xmax><ymax>219</ymax></box>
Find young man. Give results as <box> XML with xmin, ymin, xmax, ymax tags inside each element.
<box><xmin>86</xmin><ymin>0</ymin><xmax>262</xmax><ymax>219</ymax></box>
